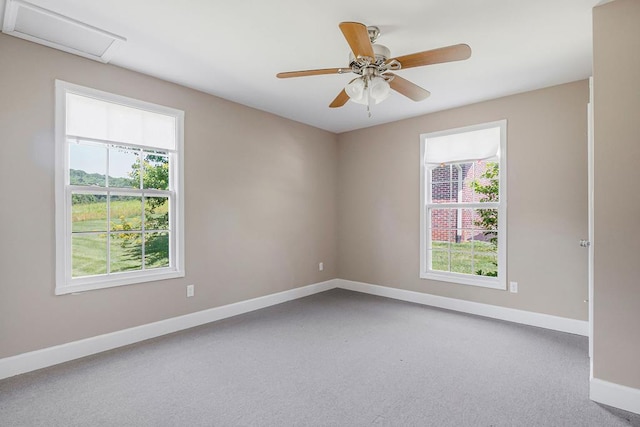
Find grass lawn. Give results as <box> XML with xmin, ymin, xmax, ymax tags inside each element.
<box><xmin>431</xmin><ymin>241</ymin><xmax>497</xmax><ymax>276</ymax></box>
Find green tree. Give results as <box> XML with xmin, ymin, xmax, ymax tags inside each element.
<box><xmin>71</xmin><ymin>193</ymin><xmax>98</xmax><ymax>204</ymax></box>
<box><xmin>129</xmin><ymin>154</ymin><xmax>169</xmax><ymax>228</ymax></box>
<box><xmin>126</xmin><ymin>154</ymin><xmax>170</xmax><ymax>263</ymax></box>
<box><xmin>470</xmin><ymin>162</ymin><xmax>499</xmax><ymax>276</ymax></box>
<box><xmin>129</xmin><ymin>154</ymin><xmax>169</xmax><ymax>191</ymax></box>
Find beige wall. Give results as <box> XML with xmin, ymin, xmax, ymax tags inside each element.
<box><xmin>0</xmin><ymin>29</ymin><xmax>596</xmax><ymax>362</ymax></box>
<box><xmin>337</xmin><ymin>80</ymin><xmax>589</xmax><ymax>320</ymax></box>
<box><xmin>0</xmin><ymin>34</ymin><xmax>338</xmax><ymax>358</ymax></box>
<box><xmin>593</xmin><ymin>0</ymin><xmax>640</xmax><ymax>389</ymax></box>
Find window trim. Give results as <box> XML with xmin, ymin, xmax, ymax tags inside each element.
<box><xmin>55</xmin><ymin>80</ymin><xmax>185</xmax><ymax>295</ymax></box>
<box><xmin>419</xmin><ymin>120</ymin><xmax>507</xmax><ymax>290</ymax></box>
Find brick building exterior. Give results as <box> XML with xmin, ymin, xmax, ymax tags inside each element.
<box><xmin>430</xmin><ymin>160</ymin><xmax>494</xmax><ymax>243</ymax></box>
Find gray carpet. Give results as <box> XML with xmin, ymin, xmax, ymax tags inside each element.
<box><xmin>1</xmin><ymin>289</ymin><xmax>639</xmax><ymax>426</ymax></box>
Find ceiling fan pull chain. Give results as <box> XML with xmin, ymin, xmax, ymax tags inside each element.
<box><xmin>367</xmin><ymin>77</ymin><xmax>374</xmax><ymax>117</ymax></box>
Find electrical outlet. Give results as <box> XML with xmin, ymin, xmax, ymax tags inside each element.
<box><xmin>319</xmin><ymin>262</ymin><xmax>324</xmax><ymax>271</ymax></box>
<box><xmin>509</xmin><ymin>281</ymin><xmax>518</xmax><ymax>293</ymax></box>
<box><xmin>186</xmin><ymin>284</ymin><xmax>195</xmax><ymax>297</ymax></box>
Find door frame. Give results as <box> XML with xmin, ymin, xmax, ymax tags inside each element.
<box><xmin>588</xmin><ymin>77</ymin><xmax>594</xmax><ymax>366</ymax></box>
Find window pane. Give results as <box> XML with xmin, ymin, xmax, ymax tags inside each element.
<box><xmin>472</xmin><ymin>161</ymin><xmax>499</xmax><ymax>203</ymax></box>
<box><xmin>430</xmin><ymin>208</ymin><xmax>453</xmax><ymax>230</ymax></box>
<box><xmin>451</xmin><ymin>251</ymin><xmax>473</xmax><ymax>275</ymax></box>
<box><xmin>431</xmin><ymin>164</ymin><xmax>450</xmax><ymax>183</ymax></box>
<box><xmin>474</xmin><ymin>160</ymin><xmax>498</xmax><ymax>180</ymax></box>
<box><xmin>110</xmin><ymin>232</ymin><xmax>142</xmax><ymax>273</ymax></box>
<box><xmin>69</xmin><ymin>142</ymin><xmax>106</xmax><ymax>186</ymax></box>
<box><xmin>457</xmin><ymin>163</ymin><xmax>474</xmax><ymax>203</ymax></box>
<box><xmin>72</xmin><ymin>234</ymin><xmax>107</xmax><ymax>277</ymax></box>
<box><xmin>145</xmin><ymin>196</ymin><xmax>169</xmax><ymax>230</ymax></box>
<box><xmin>473</xmin><ymin>208</ymin><xmax>498</xmax><ymax>245</ymax></box>
<box><xmin>454</xmin><ymin>229</ymin><xmax>473</xmax><ymax>244</ymax></box>
<box><xmin>430</xmin><ymin>250</ymin><xmax>449</xmax><ymax>272</ymax></box>
<box><xmin>431</xmin><ymin>208</ymin><xmax>480</xmax><ymax>241</ymax></box>
<box><xmin>142</xmin><ymin>152</ymin><xmax>169</xmax><ymax>190</ymax></box>
<box><xmin>451</xmin><ymin>238</ymin><xmax>473</xmax><ymax>253</ymax></box>
<box><xmin>457</xmin><ymin>208</ymin><xmax>474</xmax><ymax>242</ymax></box>
<box><xmin>451</xmin><ymin>164</ymin><xmax>460</xmax><ymax>181</ymax></box>
<box><xmin>432</xmin><ymin>229</ymin><xmax>455</xmax><ymax>250</ymax></box>
<box><xmin>108</xmin><ymin>146</ymin><xmax>139</xmax><ymax>188</ymax></box>
<box><xmin>431</xmin><ymin>182</ymin><xmax>453</xmax><ymax>203</ymax></box>
<box><xmin>474</xmin><ymin>242</ymin><xmax>498</xmax><ymax>277</ymax></box>
<box><xmin>72</xmin><ymin>194</ymin><xmax>107</xmax><ymax>232</ymax></box>
<box><xmin>144</xmin><ymin>232</ymin><xmax>169</xmax><ymax>269</ymax></box>
<box><xmin>110</xmin><ymin>196</ymin><xmax>142</xmax><ymax>231</ymax></box>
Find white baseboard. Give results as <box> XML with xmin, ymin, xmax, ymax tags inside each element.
<box><xmin>590</xmin><ymin>378</ymin><xmax>640</xmax><ymax>415</ymax></box>
<box><xmin>0</xmin><ymin>277</ymin><xmax>590</xmax><ymax>381</ymax></box>
<box><xmin>3</xmin><ymin>276</ymin><xmax>635</xmax><ymax>416</ymax></box>
<box><xmin>336</xmin><ymin>279</ymin><xmax>588</xmax><ymax>336</ymax></box>
<box><xmin>0</xmin><ymin>279</ymin><xmax>337</xmax><ymax>380</ymax></box>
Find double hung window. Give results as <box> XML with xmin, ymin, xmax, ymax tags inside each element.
<box><xmin>420</xmin><ymin>121</ymin><xmax>506</xmax><ymax>289</ymax></box>
<box><xmin>55</xmin><ymin>81</ymin><xmax>184</xmax><ymax>294</ymax></box>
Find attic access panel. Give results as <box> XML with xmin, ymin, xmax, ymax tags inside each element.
<box><xmin>2</xmin><ymin>0</ymin><xmax>125</xmax><ymax>63</ymax></box>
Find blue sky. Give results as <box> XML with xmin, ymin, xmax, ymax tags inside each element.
<box><xmin>70</xmin><ymin>143</ymin><xmax>140</xmax><ymax>179</ymax></box>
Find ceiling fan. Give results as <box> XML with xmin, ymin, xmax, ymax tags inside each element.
<box><xmin>277</xmin><ymin>22</ymin><xmax>472</xmax><ymax>115</ymax></box>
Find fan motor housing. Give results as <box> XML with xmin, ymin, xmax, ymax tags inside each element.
<box><xmin>349</xmin><ymin>44</ymin><xmax>391</xmax><ymax>68</ymax></box>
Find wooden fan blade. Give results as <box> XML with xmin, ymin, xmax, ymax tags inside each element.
<box><xmin>339</xmin><ymin>22</ymin><xmax>375</xmax><ymax>59</ymax></box>
<box><xmin>329</xmin><ymin>89</ymin><xmax>350</xmax><ymax>108</ymax></box>
<box><xmin>277</xmin><ymin>68</ymin><xmax>349</xmax><ymax>78</ymax></box>
<box><xmin>391</xmin><ymin>44</ymin><xmax>471</xmax><ymax>69</ymax></box>
<box><xmin>388</xmin><ymin>73</ymin><xmax>431</xmax><ymax>101</ymax></box>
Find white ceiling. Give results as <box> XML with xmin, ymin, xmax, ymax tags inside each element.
<box><xmin>1</xmin><ymin>0</ymin><xmax>598</xmax><ymax>133</ymax></box>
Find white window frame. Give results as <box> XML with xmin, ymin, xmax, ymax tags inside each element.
<box><xmin>419</xmin><ymin>120</ymin><xmax>507</xmax><ymax>290</ymax></box>
<box><xmin>55</xmin><ymin>80</ymin><xmax>185</xmax><ymax>295</ymax></box>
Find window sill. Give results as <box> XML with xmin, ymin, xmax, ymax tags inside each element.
<box><xmin>420</xmin><ymin>271</ymin><xmax>506</xmax><ymax>290</ymax></box>
<box><xmin>55</xmin><ymin>269</ymin><xmax>185</xmax><ymax>295</ymax></box>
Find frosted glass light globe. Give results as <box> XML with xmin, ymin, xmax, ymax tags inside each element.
<box><xmin>369</xmin><ymin>76</ymin><xmax>390</xmax><ymax>101</ymax></box>
<box><xmin>345</xmin><ymin>78</ymin><xmax>365</xmax><ymax>102</ymax></box>
<box><xmin>345</xmin><ymin>76</ymin><xmax>388</xmax><ymax>106</ymax></box>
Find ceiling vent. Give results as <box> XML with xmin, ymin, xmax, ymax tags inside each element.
<box><xmin>2</xmin><ymin>0</ymin><xmax>126</xmax><ymax>63</ymax></box>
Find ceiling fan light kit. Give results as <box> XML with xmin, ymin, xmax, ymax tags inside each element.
<box><xmin>345</xmin><ymin>74</ymin><xmax>390</xmax><ymax>105</ymax></box>
<box><xmin>277</xmin><ymin>22</ymin><xmax>472</xmax><ymax>116</ymax></box>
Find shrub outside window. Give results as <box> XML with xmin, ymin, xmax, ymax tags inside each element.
<box><xmin>55</xmin><ymin>81</ymin><xmax>184</xmax><ymax>294</ymax></box>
